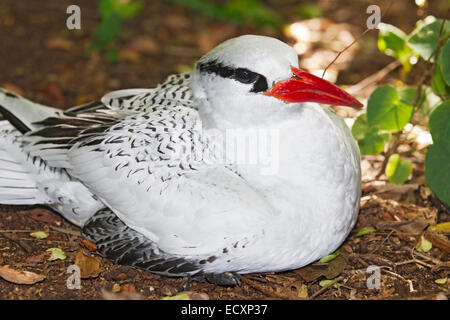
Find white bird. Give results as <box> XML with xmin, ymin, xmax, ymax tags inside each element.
<box><xmin>0</xmin><ymin>35</ymin><xmax>362</xmax><ymax>285</ymax></box>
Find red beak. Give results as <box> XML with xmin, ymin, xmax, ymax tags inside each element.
<box><xmin>265</xmin><ymin>66</ymin><xmax>363</xmax><ymax>108</ymax></box>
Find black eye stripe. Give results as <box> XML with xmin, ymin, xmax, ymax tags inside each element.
<box><xmin>197</xmin><ymin>60</ymin><xmax>268</xmax><ymax>93</ymax></box>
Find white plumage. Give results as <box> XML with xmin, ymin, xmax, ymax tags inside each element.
<box><xmin>0</xmin><ymin>35</ymin><xmax>361</xmax><ymax>281</ymax></box>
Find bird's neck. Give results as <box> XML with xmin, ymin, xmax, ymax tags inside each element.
<box><xmin>218</xmin><ymin>103</ymin><xmax>360</xmax><ymax>217</ymax></box>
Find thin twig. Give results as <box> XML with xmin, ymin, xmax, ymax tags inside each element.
<box><xmin>241</xmin><ymin>276</ymin><xmax>289</xmax><ymax>299</ymax></box>
<box><xmin>322</xmin><ymin>0</ymin><xmax>394</xmax><ymax>78</ymax></box>
<box><xmin>370</xmin><ymin>230</ymin><xmax>394</xmax><ymax>254</ymax></box>
<box><xmin>0</xmin><ymin>230</ymin><xmax>43</xmax><ymax>233</ymax></box>
<box><xmin>347</xmin><ymin>60</ymin><xmax>401</xmax><ymax>95</ymax></box>
<box><xmin>0</xmin><ymin>232</ymin><xmax>32</xmax><ymax>253</ymax></box>
<box><xmin>411</xmin><ymin>248</ymin><xmax>442</xmax><ymax>265</ymax></box>
<box><xmin>49</xmin><ymin>225</ymin><xmax>81</xmax><ymax>237</ymax></box>
<box><xmin>375</xmin><ymin>15</ymin><xmax>449</xmax><ymax>178</ymax></box>
<box><xmin>382</xmin><ymin>269</ymin><xmax>416</xmax><ymax>293</ymax></box>
<box><xmin>394</xmin><ymin>258</ymin><xmax>434</xmax><ymax>269</ymax></box>
<box><xmin>309</xmin><ymin>276</ymin><xmax>344</xmax><ymax>300</ymax></box>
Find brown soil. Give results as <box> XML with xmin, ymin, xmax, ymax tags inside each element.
<box><xmin>0</xmin><ymin>0</ymin><xmax>449</xmax><ymax>300</ymax></box>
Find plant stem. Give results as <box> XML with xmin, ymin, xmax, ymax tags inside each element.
<box><xmin>375</xmin><ymin>15</ymin><xmax>448</xmax><ymax>179</ymax></box>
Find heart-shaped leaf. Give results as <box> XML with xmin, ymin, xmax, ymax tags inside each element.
<box><xmin>407</xmin><ymin>18</ymin><xmax>450</xmax><ymax>61</ymax></box>
<box><xmin>367</xmin><ymin>85</ymin><xmax>413</xmax><ymax>132</ymax></box>
<box><xmin>378</xmin><ymin>23</ymin><xmax>411</xmax><ymax>65</ymax></box>
<box><xmin>385</xmin><ymin>154</ymin><xmax>412</xmax><ymax>184</ymax></box>
<box><xmin>425</xmin><ymin>141</ymin><xmax>450</xmax><ymax>206</ymax></box>
<box><xmin>429</xmin><ymin>101</ymin><xmax>450</xmax><ymax>144</ymax></box>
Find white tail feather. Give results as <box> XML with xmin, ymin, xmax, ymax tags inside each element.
<box><xmin>0</xmin><ymin>88</ymin><xmax>63</xmax><ymax>131</ymax></box>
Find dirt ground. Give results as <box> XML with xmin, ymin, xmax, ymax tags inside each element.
<box><xmin>0</xmin><ymin>0</ymin><xmax>449</xmax><ymax>300</ymax></box>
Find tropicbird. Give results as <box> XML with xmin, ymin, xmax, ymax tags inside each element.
<box><xmin>0</xmin><ymin>35</ymin><xmax>362</xmax><ymax>285</ymax></box>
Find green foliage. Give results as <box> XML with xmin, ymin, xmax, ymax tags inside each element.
<box><xmin>378</xmin><ymin>23</ymin><xmax>412</xmax><ymax>68</ymax></box>
<box><xmin>319</xmin><ymin>250</ymin><xmax>340</xmax><ymax>264</ymax></box>
<box><xmin>426</xmin><ymin>102</ymin><xmax>450</xmax><ymax>205</ymax></box>
<box><xmin>385</xmin><ymin>154</ymin><xmax>412</xmax><ymax>184</ymax></box>
<box><xmin>170</xmin><ymin>0</ymin><xmax>281</xmax><ymax>28</ymax></box>
<box><xmin>367</xmin><ymin>85</ymin><xmax>414</xmax><ymax>132</ymax></box>
<box><xmin>407</xmin><ymin>18</ymin><xmax>450</xmax><ymax>61</ymax></box>
<box><xmin>431</xmin><ymin>67</ymin><xmax>450</xmax><ymax>98</ymax></box>
<box><xmin>295</xmin><ymin>3</ymin><xmax>322</xmax><ymax>19</ymax></box>
<box><xmin>355</xmin><ymin>226</ymin><xmax>375</xmax><ymax>237</ymax></box>
<box><xmin>426</xmin><ymin>141</ymin><xmax>450</xmax><ymax>206</ymax></box>
<box><xmin>428</xmin><ymin>101</ymin><xmax>450</xmax><ymax>143</ymax></box>
<box><xmin>90</xmin><ymin>0</ymin><xmax>145</xmax><ymax>61</ymax></box>
<box><xmin>439</xmin><ymin>40</ymin><xmax>450</xmax><ymax>86</ymax></box>
<box><xmin>353</xmin><ymin>16</ymin><xmax>449</xmax><ymax>203</ymax></box>
<box><xmin>352</xmin><ymin>114</ymin><xmax>389</xmax><ymax>155</ymax></box>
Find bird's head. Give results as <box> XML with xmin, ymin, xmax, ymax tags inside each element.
<box><xmin>191</xmin><ymin>35</ymin><xmax>362</xmax><ymax>129</ymax></box>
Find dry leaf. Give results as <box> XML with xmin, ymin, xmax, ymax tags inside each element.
<box><xmin>0</xmin><ymin>265</ymin><xmax>45</xmax><ymax>285</ymax></box>
<box><xmin>428</xmin><ymin>222</ymin><xmax>450</xmax><ymax>233</ymax></box>
<box><xmin>1</xmin><ymin>83</ymin><xmax>24</xmax><ymax>96</ymax></box>
<box><xmin>181</xmin><ymin>291</ymin><xmax>210</xmax><ymax>300</ymax></box>
<box><xmin>25</xmin><ymin>253</ymin><xmax>48</xmax><ymax>265</ymax></box>
<box><xmin>101</xmin><ymin>288</ymin><xmax>144</xmax><ymax>300</ymax></box>
<box><xmin>39</xmin><ymin>83</ymin><xmax>65</xmax><ymax>105</ymax></box>
<box><xmin>121</xmin><ymin>284</ymin><xmax>137</xmax><ymax>293</ymax></box>
<box><xmin>424</xmin><ymin>230</ymin><xmax>450</xmax><ymax>253</ymax></box>
<box><xmin>162</xmin><ymin>291</ymin><xmax>209</xmax><ymax>300</ymax></box>
<box><xmin>45</xmin><ymin>37</ymin><xmax>73</xmax><ymax>51</ymax></box>
<box><xmin>297</xmin><ymin>284</ymin><xmax>309</xmax><ymax>299</ymax></box>
<box><xmin>376</xmin><ymin>218</ymin><xmax>429</xmax><ymax>235</ymax></box>
<box><xmin>296</xmin><ymin>251</ymin><xmax>348</xmax><ymax>281</ymax></box>
<box><xmin>119</xmin><ymin>48</ymin><xmax>141</xmax><ymax>63</ymax></box>
<box><xmin>75</xmin><ymin>250</ymin><xmax>102</xmax><ymax>279</ymax></box>
<box><xmin>126</xmin><ymin>36</ymin><xmax>159</xmax><ymax>55</ymax></box>
<box><xmin>29</xmin><ymin>209</ymin><xmax>61</xmax><ymax>226</ymax></box>
<box><xmin>112</xmin><ymin>283</ymin><xmax>121</xmax><ymax>293</ymax></box>
<box><xmin>80</xmin><ymin>239</ymin><xmax>97</xmax><ymax>252</ymax></box>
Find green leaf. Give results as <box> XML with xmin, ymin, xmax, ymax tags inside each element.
<box><xmin>356</xmin><ymin>226</ymin><xmax>376</xmax><ymax>237</ymax></box>
<box><xmin>99</xmin><ymin>0</ymin><xmax>144</xmax><ymax>20</ymax></box>
<box><xmin>385</xmin><ymin>154</ymin><xmax>412</xmax><ymax>184</ymax></box>
<box><xmin>429</xmin><ymin>101</ymin><xmax>450</xmax><ymax>144</ymax></box>
<box><xmin>320</xmin><ymin>250</ymin><xmax>340</xmax><ymax>264</ymax></box>
<box><xmin>319</xmin><ymin>279</ymin><xmax>339</xmax><ymax>288</ymax></box>
<box><xmin>46</xmin><ymin>248</ymin><xmax>67</xmax><ymax>261</ymax></box>
<box><xmin>378</xmin><ymin>23</ymin><xmax>411</xmax><ymax>63</ymax></box>
<box><xmin>162</xmin><ymin>293</ymin><xmax>191</xmax><ymax>300</ymax></box>
<box><xmin>173</xmin><ymin>0</ymin><xmax>280</xmax><ymax>28</ymax></box>
<box><xmin>435</xmin><ymin>278</ymin><xmax>448</xmax><ymax>285</ymax></box>
<box><xmin>425</xmin><ymin>141</ymin><xmax>450</xmax><ymax>206</ymax></box>
<box><xmin>358</xmin><ymin>127</ymin><xmax>389</xmax><ymax>155</ymax></box>
<box><xmin>319</xmin><ymin>279</ymin><xmax>332</xmax><ymax>287</ymax></box>
<box><xmin>224</xmin><ymin>0</ymin><xmax>281</xmax><ymax>27</ymax></box>
<box><xmin>29</xmin><ymin>231</ymin><xmax>48</xmax><ymax>239</ymax></box>
<box><xmin>416</xmin><ymin>86</ymin><xmax>443</xmax><ymax>118</ymax></box>
<box><xmin>295</xmin><ymin>3</ymin><xmax>322</xmax><ymax>19</ymax></box>
<box><xmin>416</xmin><ymin>235</ymin><xmax>432</xmax><ymax>253</ymax></box>
<box><xmin>431</xmin><ymin>67</ymin><xmax>450</xmax><ymax>97</ymax></box>
<box><xmin>367</xmin><ymin>85</ymin><xmax>414</xmax><ymax>132</ymax></box>
<box><xmin>398</xmin><ymin>87</ymin><xmax>419</xmax><ymax>105</ymax></box>
<box><xmin>439</xmin><ymin>40</ymin><xmax>450</xmax><ymax>86</ymax></box>
<box><xmin>407</xmin><ymin>18</ymin><xmax>450</xmax><ymax>61</ymax></box>
<box><xmin>351</xmin><ymin>114</ymin><xmax>370</xmax><ymax>140</ymax></box>
<box><xmin>352</xmin><ymin>114</ymin><xmax>389</xmax><ymax>155</ymax></box>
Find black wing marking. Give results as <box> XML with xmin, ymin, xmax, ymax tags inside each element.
<box><xmin>0</xmin><ymin>104</ymin><xmax>30</xmax><ymax>134</ymax></box>
<box><xmin>82</xmin><ymin>208</ymin><xmax>202</xmax><ymax>277</ymax></box>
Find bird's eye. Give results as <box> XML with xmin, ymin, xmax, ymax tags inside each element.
<box><xmin>234</xmin><ymin>68</ymin><xmax>259</xmax><ymax>84</ymax></box>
